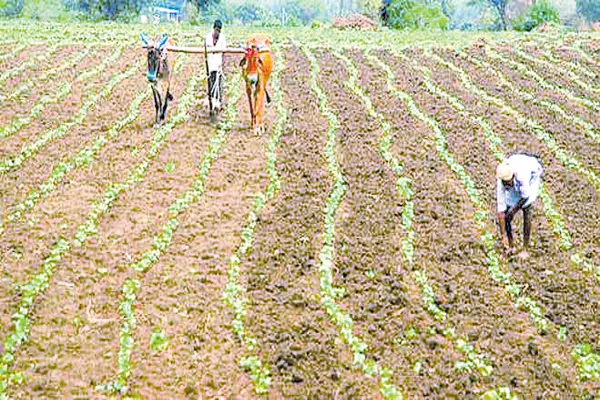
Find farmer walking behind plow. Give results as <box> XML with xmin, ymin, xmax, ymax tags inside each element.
<box><xmin>496</xmin><ymin>152</ymin><xmax>544</xmax><ymax>260</ymax></box>
<box><xmin>204</xmin><ymin>19</ymin><xmax>226</xmax><ymax>121</ymax></box>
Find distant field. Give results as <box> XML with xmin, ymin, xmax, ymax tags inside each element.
<box><xmin>0</xmin><ymin>22</ymin><xmax>599</xmax><ymax>399</ymax></box>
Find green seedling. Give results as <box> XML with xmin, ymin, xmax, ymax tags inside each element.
<box><xmin>149</xmin><ymin>328</ymin><xmax>169</xmax><ymax>353</ymax></box>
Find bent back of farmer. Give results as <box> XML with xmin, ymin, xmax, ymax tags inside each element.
<box><xmin>205</xmin><ymin>20</ymin><xmax>226</xmax><ymax>110</ymax></box>
<box><xmin>496</xmin><ymin>152</ymin><xmax>544</xmax><ymax>257</ymax></box>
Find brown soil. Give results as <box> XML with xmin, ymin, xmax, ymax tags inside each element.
<box><xmin>438</xmin><ymin>46</ymin><xmax>600</xmax><ymax>271</ymax></box>
<box><xmin>2</xmin><ymin>38</ymin><xmax>600</xmax><ymax>400</ymax></box>
<box><xmin>0</xmin><ymin>45</ymin><xmax>96</xmax><ymax>127</ymax></box>
<box><xmin>398</xmin><ymin>48</ymin><xmax>600</xmax><ymax>395</ymax></box>
<box><xmin>499</xmin><ymin>44</ymin><xmax>600</xmax><ymax>105</ymax></box>
<box><xmin>360</xmin><ymin>49</ymin><xmax>582</xmax><ymax>398</ymax></box>
<box><xmin>125</xmin><ymin>90</ymin><xmax>269</xmax><ymax>398</ymax></box>
<box><xmin>5</xmin><ymin>54</ymin><xmax>205</xmax><ymax>397</ymax></box>
<box><xmin>316</xmin><ymin>50</ymin><xmax>471</xmax><ymax>397</ymax></box>
<box><xmin>241</xmin><ymin>46</ymin><xmax>380</xmax><ymax>398</ymax></box>
<box><xmin>442</xmin><ymin>47</ymin><xmax>600</xmax><ymax>169</ymax></box>
<box><xmin>0</xmin><ymin>47</ymin><xmax>144</xmax><ymax>332</ymax></box>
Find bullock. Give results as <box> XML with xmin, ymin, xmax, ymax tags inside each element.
<box><xmin>140</xmin><ymin>33</ymin><xmax>174</xmax><ymax>126</ymax></box>
<box><xmin>239</xmin><ymin>34</ymin><xmax>274</xmax><ymax>133</ymax></box>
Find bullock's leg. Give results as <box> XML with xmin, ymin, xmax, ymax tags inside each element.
<box><xmin>151</xmin><ymin>85</ymin><xmax>162</xmax><ymax>126</ymax></box>
<box><xmin>160</xmin><ymin>94</ymin><xmax>168</xmax><ymax>124</ymax></box>
<box><xmin>257</xmin><ymin>83</ymin><xmax>266</xmax><ymax>131</ymax></box>
<box><xmin>246</xmin><ymin>85</ymin><xmax>255</xmax><ymax>130</ymax></box>
<box><xmin>160</xmin><ymin>89</ymin><xmax>171</xmax><ymax>124</ymax></box>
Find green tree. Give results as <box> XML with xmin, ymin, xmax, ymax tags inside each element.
<box><xmin>0</xmin><ymin>0</ymin><xmax>24</xmax><ymax>17</ymax></box>
<box><xmin>576</xmin><ymin>0</ymin><xmax>600</xmax><ymax>22</ymax></box>
<box><xmin>387</xmin><ymin>0</ymin><xmax>449</xmax><ymax>29</ymax></box>
<box><xmin>513</xmin><ymin>0</ymin><xmax>560</xmax><ymax>31</ymax></box>
<box><xmin>469</xmin><ymin>0</ymin><xmax>509</xmax><ymax>29</ymax></box>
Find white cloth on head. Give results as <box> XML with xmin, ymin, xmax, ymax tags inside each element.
<box><xmin>496</xmin><ymin>153</ymin><xmax>543</xmax><ymax>213</ymax></box>
<box><xmin>205</xmin><ymin>31</ymin><xmax>226</xmax><ymax>73</ymax></box>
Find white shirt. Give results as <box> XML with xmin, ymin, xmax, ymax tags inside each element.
<box><xmin>205</xmin><ymin>31</ymin><xmax>226</xmax><ymax>72</ymax></box>
<box><xmin>496</xmin><ymin>154</ymin><xmax>543</xmax><ymax>212</ymax></box>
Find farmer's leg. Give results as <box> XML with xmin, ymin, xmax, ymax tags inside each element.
<box><xmin>218</xmin><ymin>71</ymin><xmax>224</xmax><ymax>105</ymax></box>
<box><xmin>522</xmin><ymin>174</ymin><xmax>541</xmax><ymax>249</ymax></box>
<box><xmin>505</xmin><ymin>211</ymin><xmax>514</xmax><ymax>246</ymax></box>
<box><xmin>208</xmin><ymin>71</ymin><xmax>217</xmax><ymax>100</ymax></box>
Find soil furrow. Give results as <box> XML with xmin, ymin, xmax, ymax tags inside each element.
<box><xmin>501</xmin><ymin>45</ymin><xmax>600</xmax><ymax>104</ymax></box>
<box><xmin>444</xmin><ymin>48</ymin><xmax>600</xmax><ymax>168</ymax></box>
<box><xmin>366</xmin><ymin>49</ymin><xmax>582</xmax><ymax>398</ymax></box>
<box><xmin>125</xmin><ymin>81</ymin><xmax>269</xmax><ymax>399</ymax></box>
<box><xmin>0</xmin><ymin>48</ymin><xmax>147</xmax><ymax>322</ymax></box>
<box><xmin>241</xmin><ymin>46</ymin><xmax>379</xmax><ymax>398</ymax></box>
<box><xmin>317</xmin><ymin>50</ymin><xmax>474</xmax><ymax>397</ymax></box>
<box><xmin>4</xmin><ymin>60</ymin><xmax>203</xmax><ymax>398</ymax></box>
<box><xmin>404</xmin><ymin>49</ymin><xmax>600</xmax><ymax>362</ymax></box>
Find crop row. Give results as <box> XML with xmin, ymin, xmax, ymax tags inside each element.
<box><xmin>0</xmin><ymin>56</ymin><xmax>191</xmax><ymax>397</ymax></box>
<box><xmin>393</xmin><ymin>49</ymin><xmax>600</xmax><ymax>382</ymax></box>
<box><xmin>426</xmin><ymin>51</ymin><xmax>600</xmax><ymax>284</ymax></box>
<box><xmin>385</xmin><ymin>45</ymin><xmax>553</xmax><ymax>335</ymax></box>
<box><xmin>457</xmin><ymin>50</ymin><xmax>600</xmax><ymax>281</ymax></box>
<box><xmin>338</xmin><ymin>50</ymin><xmax>494</xmax><ymax>380</ymax></box>
<box><xmin>98</xmin><ymin>71</ymin><xmax>242</xmax><ymax>395</ymax></box>
<box><xmin>0</xmin><ymin>43</ymin><xmax>27</xmax><ymax>62</ymax></box>
<box><xmin>571</xmin><ymin>40</ymin><xmax>600</xmax><ymax>70</ymax></box>
<box><xmin>538</xmin><ymin>42</ymin><xmax>597</xmax><ymax>80</ymax></box>
<box><xmin>302</xmin><ymin>44</ymin><xmax>404</xmax><ymax>400</ymax></box>
<box><xmin>5</xmin><ymin>49</ymin><xmax>153</xmax><ymax>225</ymax></box>
<box><xmin>484</xmin><ymin>45</ymin><xmax>600</xmax><ymax>114</ymax></box>
<box><xmin>462</xmin><ymin>48</ymin><xmax>600</xmax><ymax>147</ymax></box>
<box><xmin>0</xmin><ymin>47</ymin><xmax>46</xmax><ymax>85</ymax></box>
<box><xmin>221</xmin><ymin>46</ymin><xmax>288</xmax><ymax>395</ymax></box>
<box><xmin>427</xmin><ymin>51</ymin><xmax>600</xmax><ymax>191</ymax></box>
<box><xmin>512</xmin><ymin>44</ymin><xmax>600</xmax><ymax>96</ymax></box>
<box><xmin>0</xmin><ymin>82</ymin><xmax>71</xmax><ymax>140</ymax></box>
<box><xmin>0</xmin><ymin>46</ymin><xmax>124</xmax><ymax>142</ymax></box>
<box><xmin>0</xmin><ymin>46</ymin><xmax>92</xmax><ymax>104</ymax></box>
<box><xmin>0</xmin><ymin>60</ymin><xmax>140</xmax><ymax>174</ymax></box>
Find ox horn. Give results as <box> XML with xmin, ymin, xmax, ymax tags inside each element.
<box><xmin>158</xmin><ymin>34</ymin><xmax>170</xmax><ymax>50</ymax></box>
<box><xmin>140</xmin><ymin>33</ymin><xmax>150</xmax><ymax>47</ymax></box>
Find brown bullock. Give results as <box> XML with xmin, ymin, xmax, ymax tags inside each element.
<box><xmin>239</xmin><ymin>34</ymin><xmax>273</xmax><ymax>133</ymax></box>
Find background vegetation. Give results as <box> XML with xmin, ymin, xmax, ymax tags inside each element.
<box><xmin>0</xmin><ymin>0</ymin><xmax>598</xmax><ymax>31</ymax></box>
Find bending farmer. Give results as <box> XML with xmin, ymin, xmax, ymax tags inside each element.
<box><xmin>496</xmin><ymin>153</ymin><xmax>544</xmax><ymax>257</ymax></box>
<box><xmin>205</xmin><ymin>19</ymin><xmax>226</xmax><ymax>112</ymax></box>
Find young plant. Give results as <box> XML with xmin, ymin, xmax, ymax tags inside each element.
<box><xmin>303</xmin><ymin>45</ymin><xmax>404</xmax><ymax>400</ymax></box>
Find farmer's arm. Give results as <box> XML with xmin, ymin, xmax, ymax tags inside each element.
<box><xmin>506</xmin><ymin>174</ymin><xmax>529</xmax><ymax>219</ymax></box>
<box><xmin>506</xmin><ymin>198</ymin><xmax>527</xmax><ymax>220</ymax></box>
<box><xmin>497</xmin><ymin>179</ymin><xmax>510</xmax><ymax>248</ymax></box>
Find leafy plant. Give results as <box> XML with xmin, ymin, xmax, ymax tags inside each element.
<box><xmin>576</xmin><ymin>0</ymin><xmax>600</xmax><ymax>23</ymax></box>
<box><xmin>165</xmin><ymin>161</ymin><xmax>176</xmax><ymax>174</ymax></box>
<box><xmin>387</xmin><ymin>0</ymin><xmax>449</xmax><ymax>30</ymax></box>
<box><xmin>304</xmin><ymin>45</ymin><xmax>403</xmax><ymax>399</ymax></box>
<box><xmin>0</xmin><ymin>60</ymin><xmax>139</xmax><ymax>174</ymax></box>
<box><xmin>572</xmin><ymin>344</ymin><xmax>600</xmax><ymax>381</ymax></box>
<box><xmin>513</xmin><ymin>0</ymin><xmax>560</xmax><ymax>32</ymax></box>
<box><xmin>480</xmin><ymin>387</ymin><xmax>519</xmax><ymax>400</ymax></box>
<box><xmin>98</xmin><ymin>68</ymin><xmax>242</xmax><ymax>397</ymax></box>
<box><xmin>149</xmin><ymin>328</ymin><xmax>169</xmax><ymax>353</ymax></box>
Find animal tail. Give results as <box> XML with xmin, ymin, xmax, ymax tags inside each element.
<box><xmin>167</xmin><ymin>91</ymin><xmax>174</xmax><ymax>101</ymax></box>
<box><xmin>265</xmin><ymin>90</ymin><xmax>271</xmax><ymax>104</ymax></box>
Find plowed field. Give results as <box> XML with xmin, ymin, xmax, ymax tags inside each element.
<box><xmin>0</xmin><ymin>23</ymin><xmax>599</xmax><ymax>399</ymax></box>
